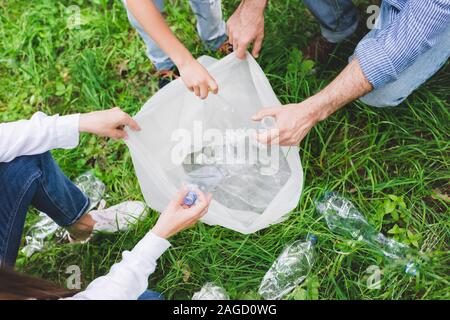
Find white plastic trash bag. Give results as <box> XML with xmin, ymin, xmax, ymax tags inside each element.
<box><xmin>126</xmin><ymin>53</ymin><xmax>303</xmax><ymax>234</ymax></box>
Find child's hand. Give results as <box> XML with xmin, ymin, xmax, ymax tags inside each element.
<box><xmin>79</xmin><ymin>107</ymin><xmax>141</xmax><ymax>140</ymax></box>
<box><xmin>151</xmin><ymin>187</ymin><xmax>212</xmax><ymax>239</ymax></box>
<box><xmin>178</xmin><ymin>58</ymin><xmax>218</xmax><ymax>99</ymax></box>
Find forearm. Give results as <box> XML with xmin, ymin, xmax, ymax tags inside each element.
<box><xmin>126</xmin><ymin>0</ymin><xmax>193</xmax><ymax>68</ymax></box>
<box><xmin>69</xmin><ymin>232</ymin><xmax>170</xmax><ymax>300</ymax></box>
<box><xmin>311</xmin><ymin>59</ymin><xmax>372</xmax><ymax>121</ymax></box>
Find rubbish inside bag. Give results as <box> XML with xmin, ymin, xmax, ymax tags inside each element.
<box><xmin>258</xmin><ymin>234</ymin><xmax>317</xmax><ymax>300</ymax></box>
<box><xmin>21</xmin><ymin>171</ymin><xmax>105</xmax><ymax>257</ymax></box>
<box><xmin>192</xmin><ymin>282</ymin><xmax>230</xmax><ymax>300</ymax></box>
<box><xmin>183</xmin><ymin>142</ymin><xmax>291</xmax><ymax>213</ymax></box>
<box><xmin>315</xmin><ymin>192</ymin><xmax>418</xmax><ymax>275</ymax></box>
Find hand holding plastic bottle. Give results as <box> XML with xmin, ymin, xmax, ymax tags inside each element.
<box><xmin>151</xmin><ymin>187</ymin><xmax>212</xmax><ymax>239</ymax></box>
<box><xmin>252</xmin><ymin>102</ymin><xmax>321</xmax><ymax>146</ymax></box>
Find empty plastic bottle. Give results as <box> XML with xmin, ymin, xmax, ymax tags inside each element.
<box><xmin>74</xmin><ymin>171</ymin><xmax>106</xmax><ymax>211</ymax></box>
<box><xmin>315</xmin><ymin>192</ymin><xmax>418</xmax><ymax>276</ymax></box>
<box><xmin>258</xmin><ymin>234</ymin><xmax>317</xmax><ymax>300</ymax></box>
<box><xmin>183</xmin><ymin>165</ymin><xmax>226</xmax><ymax>206</ymax></box>
<box><xmin>260</xmin><ymin>116</ymin><xmax>276</xmax><ymax>130</ymax></box>
<box><xmin>22</xmin><ymin>212</ymin><xmax>61</xmax><ymax>257</ymax></box>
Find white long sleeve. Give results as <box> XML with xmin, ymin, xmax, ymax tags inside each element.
<box><xmin>69</xmin><ymin>232</ymin><xmax>171</xmax><ymax>300</ymax></box>
<box><xmin>0</xmin><ymin>112</ymin><xmax>80</xmax><ymax>163</ymax></box>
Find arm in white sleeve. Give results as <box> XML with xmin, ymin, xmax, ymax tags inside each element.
<box><xmin>69</xmin><ymin>232</ymin><xmax>171</xmax><ymax>300</ymax></box>
<box><xmin>0</xmin><ymin>112</ymin><xmax>80</xmax><ymax>162</ymax></box>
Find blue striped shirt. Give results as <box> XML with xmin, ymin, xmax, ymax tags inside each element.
<box><xmin>355</xmin><ymin>0</ymin><xmax>450</xmax><ymax>89</ymax></box>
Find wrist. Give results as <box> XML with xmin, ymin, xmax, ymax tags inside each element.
<box><xmin>172</xmin><ymin>49</ymin><xmax>195</xmax><ymax>70</ymax></box>
<box><xmin>305</xmin><ymin>94</ymin><xmax>333</xmax><ymax>123</ymax></box>
<box><xmin>79</xmin><ymin>112</ymin><xmax>95</xmax><ymax>134</ymax></box>
<box><xmin>151</xmin><ymin>225</ymin><xmax>170</xmax><ymax>240</ymax></box>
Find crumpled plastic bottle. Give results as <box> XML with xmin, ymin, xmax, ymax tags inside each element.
<box><xmin>21</xmin><ymin>171</ymin><xmax>105</xmax><ymax>257</ymax></box>
<box><xmin>74</xmin><ymin>171</ymin><xmax>106</xmax><ymax>211</ymax></box>
<box><xmin>21</xmin><ymin>212</ymin><xmax>62</xmax><ymax>257</ymax></box>
<box><xmin>183</xmin><ymin>165</ymin><xmax>226</xmax><ymax>206</ymax></box>
<box><xmin>182</xmin><ymin>138</ymin><xmax>291</xmax><ymax>213</ymax></box>
<box><xmin>258</xmin><ymin>234</ymin><xmax>317</xmax><ymax>300</ymax></box>
<box><xmin>191</xmin><ymin>282</ymin><xmax>230</xmax><ymax>300</ymax></box>
<box><xmin>315</xmin><ymin>191</ymin><xmax>418</xmax><ymax>275</ymax></box>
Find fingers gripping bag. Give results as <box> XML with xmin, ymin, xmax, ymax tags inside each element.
<box><xmin>125</xmin><ymin>52</ymin><xmax>303</xmax><ymax>234</ymax></box>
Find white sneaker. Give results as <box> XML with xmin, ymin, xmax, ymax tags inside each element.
<box><xmin>90</xmin><ymin>201</ymin><xmax>147</xmax><ymax>233</ymax></box>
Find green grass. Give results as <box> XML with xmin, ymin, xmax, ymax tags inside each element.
<box><xmin>1</xmin><ymin>0</ymin><xmax>449</xmax><ymax>300</ymax></box>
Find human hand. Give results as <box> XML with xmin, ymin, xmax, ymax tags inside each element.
<box><xmin>178</xmin><ymin>58</ymin><xmax>218</xmax><ymax>99</ymax></box>
<box><xmin>151</xmin><ymin>187</ymin><xmax>213</xmax><ymax>239</ymax></box>
<box><xmin>252</xmin><ymin>101</ymin><xmax>324</xmax><ymax>146</ymax></box>
<box><xmin>227</xmin><ymin>0</ymin><xmax>266</xmax><ymax>59</ymax></box>
<box><xmin>79</xmin><ymin>107</ymin><xmax>141</xmax><ymax>140</ymax></box>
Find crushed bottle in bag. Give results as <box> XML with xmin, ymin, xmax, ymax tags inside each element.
<box><xmin>183</xmin><ymin>165</ymin><xmax>225</xmax><ymax>206</ymax></box>
<box><xmin>315</xmin><ymin>192</ymin><xmax>418</xmax><ymax>276</ymax></box>
<box><xmin>182</xmin><ymin>134</ymin><xmax>291</xmax><ymax>213</ymax></box>
<box><xmin>21</xmin><ymin>171</ymin><xmax>106</xmax><ymax>257</ymax></box>
<box><xmin>192</xmin><ymin>282</ymin><xmax>230</xmax><ymax>300</ymax></box>
<box><xmin>258</xmin><ymin>234</ymin><xmax>317</xmax><ymax>300</ymax></box>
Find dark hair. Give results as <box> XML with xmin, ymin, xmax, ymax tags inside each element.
<box><xmin>0</xmin><ymin>267</ymin><xmax>78</xmax><ymax>300</ymax></box>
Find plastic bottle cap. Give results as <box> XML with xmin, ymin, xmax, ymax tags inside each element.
<box><xmin>183</xmin><ymin>190</ymin><xmax>198</xmax><ymax>206</ymax></box>
<box><xmin>261</xmin><ymin>116</ymin><xmax>276</xmax><ymax>129</ymax></box>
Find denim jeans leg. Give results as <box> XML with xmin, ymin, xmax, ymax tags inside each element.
<box><xmin>359</xmin><ymin>5</ymin><xmax>450</xmax><ymax>107</ymax></box>
<box><xmin>303</xmin><ymin>0</ymin><xmax>358</xmax><ymax>43</ymax></box>
<box><xmin>0</xmin><ymin>157</ymin><xmax>40</xmax><ymax>266</ymax></box>
<box><xmin>31</xmin><ymin>152</ymin><xmax>90</xmax><ymax>227</ymax></box>
<box><xmin>122</xmin><ymin>0</ymin><xmax>175</xmax><ymax>71</ymax></box>
<box><xmin>0</xmin><ymin>152</ymin><xmax>89</xmax><ymax>266</ymax></box>
<box><xmin>189</xmin><ymin>0</ymin><xmax>227</xmax><ymax>50</ymax></box>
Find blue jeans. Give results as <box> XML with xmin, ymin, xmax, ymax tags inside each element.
<box><xmin>137</xmin><ymin>290</ymin><xmax>164</xmax><ymax>300</ymax></box>
<box><xmin>359</xmin><ymin>2</ymin><xmax>450</xmax><ymax>107</ymax></box>
<box><xmin>303</xmin><ymin>0</ymin><xmax>359</xmax><ymax>43</ymax></box>
<box><xmin>123</xmin><ymin>0</ymin><xmax>227</xmax><ymax>71</ymax></box>
<box><xmin>0</xmin><ymin>152</ymin><xmax>89</xmax><ymax>266</ymax></box>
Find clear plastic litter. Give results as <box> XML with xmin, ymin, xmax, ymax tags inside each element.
<box><xmin>315</xmin><ymin>192</ymin><xmax>418</xmax><ymax>275</ymax></box>
<box><xmin>74</xmin><ymin>171</ymin><xmax>106</xmax><ymax>211</ymax></box>
<box><xmin>192</xmin><ymin>282</ymin><xmax>230</xmax><ymax>300</ymax></box>
<box><xmin>126</xmin><ymin>53</ymin><xmax>303</xmax><ymax>234</ymax></box>
<box><xmin>21</xmin><ymin>171</ymin><xmax>105</xmax><ymax>257</ymax></box>
<box><xmin>182</xmin><ymin>142</ymin><xmax>291</xmax><ymax>213</ymax></box>
<box><xmin>258</xmin><ymin>235</ymin><xmax>317</xmax><ymax>300</ymax></box>
<box><xmin>21</xmin><ymin>212</ymin><xmax>62</xmax><ymax>257</ymax></box>
<box><xmin>183</xmin><ymin>165</ymin><xmax>225</xmax><ymax>206</ymax></box>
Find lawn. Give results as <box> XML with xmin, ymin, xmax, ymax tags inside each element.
<box><xmin>0</xmin><ymin>0</ymin><xmax>448</xmax><ymax>300</ymax></box>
